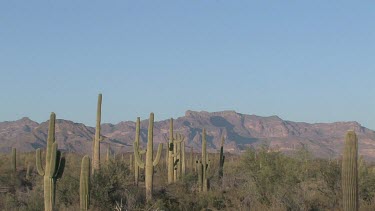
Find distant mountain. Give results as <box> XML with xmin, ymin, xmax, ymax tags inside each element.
<box><xmin>1</xmin><ymin>110</ymin><xmax>375</xmax><ymax>160</ymax></box>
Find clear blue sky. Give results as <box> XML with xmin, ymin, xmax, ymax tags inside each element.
<box><xmin>1</xmin><ymin>1</ymin><xmax>374</xmax><ymax>129</ymax></box>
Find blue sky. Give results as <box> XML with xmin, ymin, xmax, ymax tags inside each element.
<box><xmin>1</xmin><ymin>1</ymin><xmax>374</xmax><ymax>129</ymax></box>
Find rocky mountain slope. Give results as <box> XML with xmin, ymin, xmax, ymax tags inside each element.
<box><xmin>1</xmin><ymin>110</ymin><xmax>375</xmax><ymax>160</ymax></box>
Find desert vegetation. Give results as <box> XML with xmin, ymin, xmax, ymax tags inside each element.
<box><xmin>1</xmin><ymin>94</ymin><xmax>375</xmax><ymax>211</ymax></box>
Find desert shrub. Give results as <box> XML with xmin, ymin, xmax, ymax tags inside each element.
<box><xmin>239</xmin><ymin>146</ymin><xmax>345</xmax><ymax>210</ymax></box>
<box><xmin>91</xmin><ymin>159</ymin><xmax>136</xmax><ymax>210</ymax></box>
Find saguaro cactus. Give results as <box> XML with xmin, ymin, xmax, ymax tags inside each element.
<box><xmin>36</xmin><ymin>113</ymin><xmax>65</xmax><ymax>211</ymax></box>
<box><xmin>181</xmin><ymin>141</ymin><xmax>186</xmax><ymax>176</ymax></box>
<box><xmin>129</xmin><ymin>154</ymin><xmax>133</xmax><ymax>170</ymax></box>
<box><xmin>106</xmin><ymin>143</ymin><xmax>111</xmax><ymax>163</ymax></box>
<box><xmin>167</xmin><ymin>118</ymin><xmax>180</xmax><ymax>184</ymax></box>
<box><xmin>133</xmin><ymin>117</ymin><xmax>146</xmax><ymax>186</ymax></box>
<box><xmin>173</xmin><ymin>134</ymin><xmax>184</xmax><ymax>181</ymax></box>
<box><xmin>26</xmin><ymin>162</ymin><xmax>31</xmax><ymax>180</ymax></box>
<box><xmin>342</xmin><ymin>130</ymin><xmax>358</xmax><ymax>211</ymax></box>
<box><xmin>11</xmin><ymin>148</ymin><xmax>16</xmax><ymax>172</ymax></box>
<box><xmin>198</xmin><ymin>128</ymin><xmax>209</xmax><ymax>192</ymax></box>
<box><xmin>195</xmin><ymin>155</ymin><xmax>198</xmax><ymax>173</ymax></box>
<box><xmin>190</xmin><ymin>147</ymin><xmax>194</xmax><ymax>172</ymax></box>
<box><xmin>92</xmin><ymin>93</ymin><xmax>102</xmax><ymax>174</ymax></box>
<box><xmin>197</xmin><ymin>160</ymin><xmax>203</xmax><ymax>190</ymax></box>
<box><xmin>133</xmin><ymin>113</ymin><xmax>163</xmax><ymax>202</ymax></box>
<box><xmin>80</xmin><ymin>156</ymin><xmax>90</xmax><ymax>211</ymax></box>
<box><xmin>219</xmin><ymin>136</ymin><xmax>225</xmax><ymax>179</ymax></box>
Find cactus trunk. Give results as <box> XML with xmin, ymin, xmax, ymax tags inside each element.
<box><xmin>173</xmin><ymin>136</ymin><xmax>178</xmax><ymax>182</ymax></box>
<box><xmin>190</xmin><ymin>147</ymin><xmax>194</xmax><ymax>172</ymax></box>
<box><xmin>219</xmin><ymin>136</ymin><xmax>225</xmax><ymax>180</ymax></box>
<box><xmin>106</xmin><ymin>144</ymin><xmax>110</xmax><ymax>163</ymax></box>
<box><xmin>199</xmin><ymin>128</ymin><xmax>209</xmax><ymax>192</ymax></box>
<box><xmin>80</xmin><ymin>156</ymin><xmax>90</xmax><ymax>211</ymax></box>
<box><xmin>342</xmin><ymin>130</ymin><xmax>358</xmax><ymax>211</ymax></box>
<box><xmin>26</xmin><ymin>163</ymin><xmax>31</xmax><ymax>180</ymax></box>
<box><xmin>181</xmin><ymin>141</ymin><xmax>185</xmax><ymax>177</ymax></box>
<box><xmin>167</xmin><ymin>119</ymin><xmax>175</xmax><ymax>184</ymax></box>
<box><xmin>92</xmin><ymin>93</ymin><xmax>102</xmax><ymax>174</ymax></box>
<box><xmin>129</xmin><ymin>154</ymin><xmax>133</xmax><ymax>170</ymax></box>
<box><xmin>198</xmin><ymin>160</ymin><xmax>203</xmax><ymax>191</ymax></box>
<box><xmin>145</xmin><ymin>113</ymin><xmax>154</xmax><ymax>201</ymax></box>
<box><xmin>176</xmin><ymin>140</ymin><xmax>181</xmax><ymax>180</ymax></box>
<box><xmin>168</xmin><ymin>119</ymin><xmax>174</xmax><ymax>183</ymax></box>
<box><xmin>202</xmin><ymin>129</ymin><xmax>207</xmax><ymax>192</ymax></box>
<box><xmin>11</xmin><ymin>148</ymin><xmax>16</xmax><ymax>172</ymax></box>
<box><xmin>134</xmin><ymin>117</ymin><xmax>141</xmax><ymax>186</ymax></box>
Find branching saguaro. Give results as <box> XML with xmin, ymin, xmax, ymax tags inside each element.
<box><xmin>80</xmin><ymin>156</ymin><xmax>90</xmax><ymax>211</ymax></box>
<box><xmin>342</xmin><ymin>130</ymin><xmax>358</xmax><ymax>211</ymax></box>
<box><xmin>133</xmin><ymin>117</ymin><xmax>146</xmax><ymax>186</ymax></box>
<box><xmin>36</xmin><ymin>113</ymin><xmax>65</xmax><ymax>211</ymax></box>
<box><xmin>167</xmin><ymin>118</ymin><xmax>180</xmax><ymax>184</ymax></box>
<box><xmin>133</xmin><ymin>113</ymin><xmax>163</xmax><ymax>202</ymax></box>
<box><xmin>92</xmin><ymin>93</ymin><xmax>102</xmax><ymax>174</ymax></box>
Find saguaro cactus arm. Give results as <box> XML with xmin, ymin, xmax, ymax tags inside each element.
<box><xmin>54</xmin><ymin>152</ymin><xmax>65</xmax><ymax>179</ymax></box>
<box><xmin>133</xmin><ymin>142</ymin><xmax>145</xmax><ymax>169</ymax></box>
<box><xmin>171</xmin><ymin>146</ymin><xmax>180</xmax><ymax>157</ymax></box>
<box><xmin>36</xmin><ymin>148</ymin><xmax>45</xmax><ymax>176</ymax></box>
<box><xmin>153</xmin><ymin>143</ymin><xmax>163</xmax><ymax>166</ymax></box>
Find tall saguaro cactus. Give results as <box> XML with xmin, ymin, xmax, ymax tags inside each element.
<box><xmin>11</xmin><ymin>148</ymin><xmax>16</xmax><ymax>172</ymax></box>
<box><xmin>190</xmin><ymin>147</ymin><xmax>194</xmax><ymax>173</ymax></box>
<box><xmin>342</xmin><ymin>130</ymin><xmax>359</xmax><ymax>211</ymax></box>
<box><xmin>106</xmin><ymin>143</ymin><xmax>111</xmax><ymax>163</ymax></box>
<box><xmin>219</xmin><ymin>136</ymin><xmax>225</xmax><ymax>179</ymax></box>
<box><xmin>36</xmin><ymin>113</ymin><xmax>65</xmax><ymax>211</ymax></box>
<box><xmin>92</xmin><ymin>93</ymin><xmax>102</xmax><ymax>174</ymax></box>
<box><xmin>198</xmin><ymin>128</ymin><xmax>209</xmax><ymax>192</ymax></box>
<box><xmin>129</xmin><ymin>154</ymin><xmax>133</xmax><ymax>170</ymax></box>
<box><xmin>80</xmin><ymin>156</ymin><xmax>90</xmax><ymax>211</ymax></box>
<box><xmin>167</xmin><ymin>118</ymin><xmax>180</xmax><ymax>184</ymax></box>
<box><xmin>181</xmin><ymin>141</ymin><xmax>186</xmax><ymax>176</ymax></box>
<box><xmin>133</xmin><ymin>117</ymin><xmax>146</xmax><ymax>186</ymax></box>
<box><xmin>173</xmin><ymin>134</ymin><xmax>184</xmax><ymax>181</ymax></box>
<box><xmin>133</xmin><ymin>113</ymin><xmax>163</xmax><ymax>202</ymax></box>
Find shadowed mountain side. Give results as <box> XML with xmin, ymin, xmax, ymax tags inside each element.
<box><xmin>1</xmin><ymin>110</ymin><xmax>375</xmax><ymax>160</ymax></box>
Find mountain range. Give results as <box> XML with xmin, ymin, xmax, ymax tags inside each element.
<box><xmin>1</xmin><ymin>110</ymin><xmax>375</xmax><ymax>160</ymax></box>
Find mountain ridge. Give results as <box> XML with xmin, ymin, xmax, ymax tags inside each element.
<box><xmin>1</xmin><ymin>110</ymin><xmax>374</xmax><ymax>160</ymax></box>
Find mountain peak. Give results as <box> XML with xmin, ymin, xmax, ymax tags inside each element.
<box><xmin>1</xmin><ymin>112</ymin><xmax>374</xmax><ymax>160</ymax></box>
<box><xmin>16</xmin><ymin>117</ymin><xmax>35</xmax><ymax>123</ymax></box>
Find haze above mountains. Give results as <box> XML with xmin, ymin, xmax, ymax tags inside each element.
<box><xmin>1</xmin><ymin>110</ymin><xmax>375</xmax><ymax>160</ymax></box>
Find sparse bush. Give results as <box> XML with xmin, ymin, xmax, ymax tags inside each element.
<box><xmin>1</xmin><ymin>149</ymin><xmax>375</xmax><ymax>210</ymax></box>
